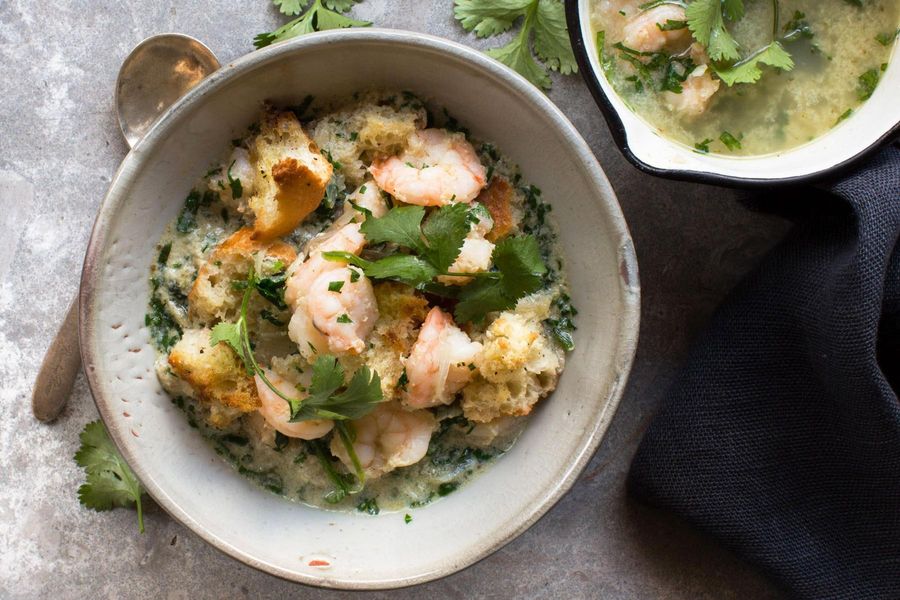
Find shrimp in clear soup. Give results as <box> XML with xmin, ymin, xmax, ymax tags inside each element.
<box><xmin>622</xmin><ymin>5</ymin><xmax>691</xmax><ymax>53</ymax></box>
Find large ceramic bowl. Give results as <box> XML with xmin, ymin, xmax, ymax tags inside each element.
<box><xmin>79</xmin><ymin>29</ymin><xmax>640</xmax><ymax>589</ymax></box>
<box><xmin>566</xmin><ymin>0</ymin><xmax>900</xmax><ymax>187</ymax></box>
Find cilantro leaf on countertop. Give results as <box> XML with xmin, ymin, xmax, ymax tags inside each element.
<box><xmin>685</xmin><ymin>0</ymin><xmax>741</xmax><ymax>62</ymax></box>
<box><xmin>254</xmin><ymin>0</ymin><xmax>370</xmax><ymax>49</ymax></box>
<box><xmin>454</xmin><ymin>0</ymin><xmax>576</xmax><ymax>90</ymax></box>
<box><xmin>713</xmin><ymin>41</ymin><xmax>793</xmax><ymax>86</ymax></box>
<box><xmin>75</xmin><ymin>420</ymin><xmax>146</xmax><ymax>533</ymax></box>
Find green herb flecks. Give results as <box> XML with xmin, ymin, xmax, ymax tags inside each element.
<box><xmin>857</xmin><ymin>67</ymin><xmax>881</xmax><ymax>100</ymax></box>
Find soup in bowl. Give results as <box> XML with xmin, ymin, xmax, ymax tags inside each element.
<box><xmin>567</xmin><ymin>0</ymin><xmax>900</xmax><ymax>185</ymax></box>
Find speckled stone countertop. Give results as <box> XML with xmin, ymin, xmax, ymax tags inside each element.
<box><xmin>0</xmin><ymin>1</ymin><xmax>791</xmax><ymax>598</ymax></box>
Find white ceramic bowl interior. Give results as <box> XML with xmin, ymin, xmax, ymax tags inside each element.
<box><xmin>80</xmin><ymin>30</ymin><xmax>639</xmax><ymax>589</ymax></box>
<box><xmin>573</xmin><ymin>0</ymin><xmax>900</xmax><ymax>183</ymax></box>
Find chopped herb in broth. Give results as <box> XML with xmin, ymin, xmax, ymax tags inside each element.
<box><xmin>591</xmin><ymin>0</ymin><xmax>899</xmax><ymax>155</ymax></box>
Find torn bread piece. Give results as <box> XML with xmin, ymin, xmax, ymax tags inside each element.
<box><xmin>168</xmin><ymin>328</ymin><xmax>260</xmax><ymax>427</ymax></box>
<box><xmin>188</xmin><ymin>227</ymin><xmax>296</xmax><ymax>325</ymax></box>
<box><xmin>249</xmin><ymin>111</ymin><xmax>333</xmax><ymax>239</ymax></box>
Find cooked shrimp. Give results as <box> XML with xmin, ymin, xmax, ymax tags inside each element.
<box><xmin>663</xmin><ymin>65</ymin><xmax>721</xmax><ymax>116</ymax></box>
<box><xmin>344</xmin><ymin>181</ymin><xmax>389</xmax><ymax>221</ymax></box>
<box><xmin>370</xmin><ymin>129</ymin><xmax>487</xmax><ymax>206</ymax></box>
<box><xmin>622</xmin><ymin>5</ymin><xmax>691</xmax><ymax>53</ymax></box>
<box><xmin>255</xmin><ymin>368</ymin><xmax>333</xmax><ymax>439</ymax></box>
<box><xmin>330</xmin><ymin>402</ymin><xmax>435</xmax><ymax>478</ymax></box>
<box><xmin>404</xmin><ymin>307</ymin><xmax>483</xmax><ymax>408</ymax></box>
<box><xmin>290</xmin><ymin>266</ymin><xmax>378</xmax><ymax>357</ymax></box>
<box><xmin>209</xmin><ymin>147</ymin><xmax>255</xmax><ymax>209</ymax></box>
<box><xmin>284</xmin><ymin>222</ymin><xmax>365</xmax><ymax>309</ymax></box>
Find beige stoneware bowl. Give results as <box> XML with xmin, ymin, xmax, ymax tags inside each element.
<box><xmin>79</xmin><ymin>29</ymin><xmax>640</xmax><ymax>589</ymax></box>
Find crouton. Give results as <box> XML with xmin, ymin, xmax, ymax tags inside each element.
<box><xmin>188</xmin><ymin>227</ymin><xmax>296</xmax><ymax>325</ymax></box>
<box><xmin>168</xmin><ymin>328</ymin><xmax>260</xmax><ymax>427</ymax></box>
<box><xmin>477</xmin><ymin>177</ymin><xmax>515</xmax><ymax>242</ymax></box>
<box><xmin>461</xmin><ymin>309</ymin><xmax>562</xmax><ymax>423</ymax></box>
<box><xmin>355</xmin><ymin>282</ymin><xmax>430</xmax><ymax>400</ymax></box>
<box><xmin>249</xmin><ymin>111</ymin><xmax>332</xmax><ymax>239</ymax></box>
<box><xmin>311</xmin><ymin>92</ymin><xmax>427</xmax><ymax>186</ymax></box>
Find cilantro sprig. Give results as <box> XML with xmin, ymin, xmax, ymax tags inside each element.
<box><xmin>454</xmin><ymin>0</ymin><xmax>577</xmax><ymax>90</ymax></box>
<box><xmin>324</xmin><ymin>203</ymin><xmax>547</xmax><ymax>323</ymax></box>
<box><xmin>254</xmin><ymin>0</ymin><xmax>371</xmax><ymax>49</ymax></box>
<box><xmin>75</xmin><ymin>421</ymin><xmax>146</xmax><ymax>533</ymax></box>
<box><xmin>209</xmin><ymin>266</ymin><xmax>383</xmax><ymax>424</ymax></box>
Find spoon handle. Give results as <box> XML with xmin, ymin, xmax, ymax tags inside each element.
<box><xmin>32</xmin><ymin>299</ymin><xmax>81</xmax><ymax>422</ymax></box>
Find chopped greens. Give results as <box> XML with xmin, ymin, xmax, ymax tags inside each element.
<box><xmin>857</xmin><ymin>67</ymin><xmax>881</xmax><ymax>100</ymax></box>
<box><xmin>719</xmin><ymin>130</ymin><xmax>742</xmax><ymax>151</ymax></box>
<box><xmin>694</xmin><ymin>138</ymin><xmax>713</xmax><ymax>153</ymax></box>
<box><xmin>453</xmin><ymin>0</ymin><xmax>577</xmax><ymax>90</ymax></box>
<box><xmin>875</xmin><ymin>28</ymin><xmax>900</xmax><ymax>46</ymax></box>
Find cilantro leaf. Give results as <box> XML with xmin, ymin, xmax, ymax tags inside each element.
<box><xmin>323</xmin><ymin>251</ymin><xmax>439</xmax><ymax>288</ymax></box>
<box><xmin>421</xmin><ymin>203</ymin><xmax>471</xmax><ymax>272</ymax></box>
<box><xmin>254</xmin><ymin>0</ymin><xmax>370</xmax><ymax>49</ymax></box>
<box><xmin>454</xmin><ymin>0</ymin><xmax>531</xmax><ymax>37</ymax></box>
<box><xmin>492</xmin><ymin>235</ymin><xmax>547</xmax><ymax>297</ymax></box>
<box><xmin>274</xmin><ymin>0</ymin><xmax>309</xmax><ymax>15</ymax></box>
<box><xmin>532</xmin><ymin>0</ymin><xmax>578</xmax><ymax>75</ymax></box>
<box><xmin>685</xmin><ymin>0</ymin><xmax>741</xmax><ymax>61</ymax></box>
<box><xmin>360</xmin><ymin>205</ymin><xmax>427</xmax><ymax>252</ymax></box>
<box><xmin>721</xmin><ymin>0</ymin><xmax>744</xmax><ymax>21</ymax></box>
<box><xmin>455</xmin><ymin>236</ymin><xmax>547</xmax><ymax>322</ymax></box>
<box><xmin>876</xmin><ymin>29</ymin><xmax>900</xmax><ymax>46</ymax></box>
<box><xmin>291</xmin><ymin>357</ymin><xmax>383</xmax><ymax>421</ymax></box>
<box><xmin>75</xmin><ymin>421</ymin><xmax>145</xmax><ymax>533</ymax></box>
<box><xmin>308</xmin><ymin>354</ymin><xmax>345</xmax><ymax>403</ymax></box>
<box><xmin>210</xmin><ymin>321</ymin><xmax>244</xmax><ymax>358</ymax></box>
<box><xmin>487</xmin><ymin>30</ymin><xmax>553</xmax><ymax>89</ymax></box>
<box><xmin>713</xmin><ymin>41</ymin><xmax>793</xmax><ymax>86</ymax></box>
<box><xmin>454</xmin><ymin>0</ymin><xmax>577</xmax><ymax>90</ymax></box>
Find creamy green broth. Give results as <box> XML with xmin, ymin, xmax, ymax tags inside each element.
<box><xmin>591</xmin><ymin>0</ymin><xmax>899</xmax><ymax>155</ymax></box>
<box><xmin>147</xmin><ymin>100</ymin><xmax>572</xmax><ymax>514</ymax></box>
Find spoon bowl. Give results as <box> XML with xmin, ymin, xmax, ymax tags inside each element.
<box><xmin>115</xmin><ymin>33</ymin><xmax>220</xmax><ymax>148</ymax></box>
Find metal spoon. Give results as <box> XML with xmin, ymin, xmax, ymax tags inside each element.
<box><xmin>32</xmin><ymin>34</ymin><xmax>219</xmax><ymax>422</ymax></box>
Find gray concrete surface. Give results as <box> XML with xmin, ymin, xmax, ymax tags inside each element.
<box><xmin>0</xmin><ymin>1</ymin><xmax>791</xmax><ymax>598</ymax></box>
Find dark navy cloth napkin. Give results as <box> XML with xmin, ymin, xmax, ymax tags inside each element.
<box><xmin>628</xmin><ymin>145</ymin><xmax>900</xmax><ymax>600</ymax></box>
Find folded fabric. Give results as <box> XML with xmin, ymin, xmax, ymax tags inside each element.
<box><xmin>628</xmin><ymin>145</ymin><xmax>900</xmax><ymax>600</ymax></box>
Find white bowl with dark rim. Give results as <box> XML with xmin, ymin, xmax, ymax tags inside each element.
<box><xmin>79</xmin><ymin>29</ymin><xmax>640</xmax><ymax>589</ymax></box>
<box><xmin>565</xmin><ymin>0</ymin><xmax>900</xmax><ymax>187</ymax></box>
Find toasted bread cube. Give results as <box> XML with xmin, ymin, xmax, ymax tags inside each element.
<box><xmin>249</xmin><ymin>111</ymin><xmax>332</xmax><ymax>239</ymax></box>
<box><xmin>476</xmin><ymin>177</ymin><xmax>515</xmax><ymax>242</ymax></box>
<box><xmin>168</xmin><ymin>328</ymin><xmax>260</xmax><ymax>417</ymax></box>
<box><xmin>188</xmin><ymin>227</ymin><xmax>296</xmax><ymax>325</ymax></box>
<box><xmin>461</xmin><ymin>307</ymin><xmax>562</xmax><ymax>423</ymax></box>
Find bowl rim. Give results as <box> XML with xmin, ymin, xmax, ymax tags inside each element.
<box><xmin>79</xmin><ymin>27</ymin><xmax>641</xmax><ymax>590</ymax></box>
<box><xmin>564</xmin><ymin>0</ymin><xmax>900</xmax><ymax>189</ymax></box>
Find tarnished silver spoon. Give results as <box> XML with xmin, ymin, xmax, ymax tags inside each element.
<box><xmin>32</xmin><ymin>33</ymin><xmax>219</xmax><ymax>422</ymax></box>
